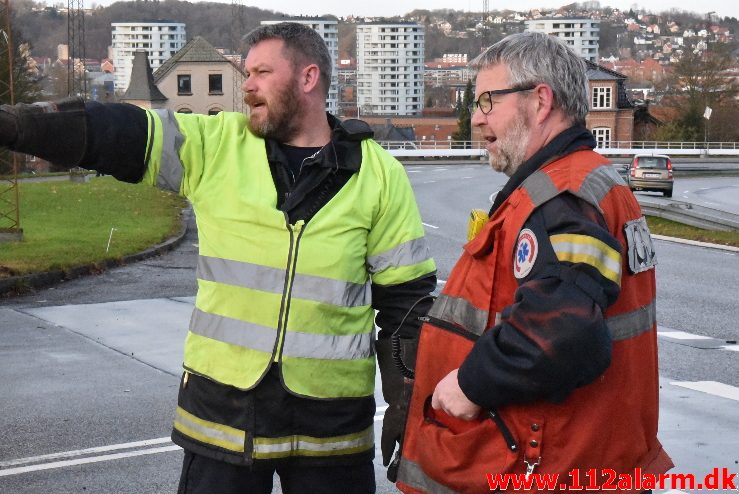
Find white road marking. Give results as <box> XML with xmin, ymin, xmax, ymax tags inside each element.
<box><xmin>670</xmin><ymin>381</ymin><xmax>739</xmax><ymax>403</ymax></box>
<box><xmin>0</xmin><ymin>437</ymin><xmax>173</xmax><ymax>468</ymax></box>
<box><xmin>437</xmin><ymin>279</ymin><xmax>446</xmax><ymax>286</ymax></box>
<box><xmin>407</xmin><ymin>170</ymin><xmax>422</xmax><ymax>173</ymax></box>
<box><xmin>723</xmin><ymin>345</ymin><xmax>739</xmax><ymax>352</ymax></box>
<box><xmin>658</xmin><ymin>330</ymin><xmax>712</xmax><ymax>340</ymax></box>
<box><xmin>423</xmin><ymin>180</ymin><xmax>437</xmax><ymax>184</ymax></box>
<box><xmin>0</xmin><ymin>446</ymin><xmax>182</xmax><ymax>477</ymax></box>
<box><xmin>422</xmin><ymin>222</ymin><xmax>439</xmax><ymax>229</ymax></box>
<box><xmin>1</xmin><ymin>406</ymin><xmax>394</xmax><ymax>476</ymax></box>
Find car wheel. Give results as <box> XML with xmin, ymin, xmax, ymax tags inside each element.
<box><xmin>664</xmin><ymin>189</ymin><xmax>673</xmax><ymax>198</ymax></box>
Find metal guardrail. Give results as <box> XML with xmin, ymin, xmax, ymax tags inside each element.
<box><xmin>637</xmin><ymin>197</ymin><xmax>739</xmax><ymax>232</ymax></box>
<box><xmin>379</xmin><ymin>140</ymin><xmax>739</xmax><ymax>157</ymax></box>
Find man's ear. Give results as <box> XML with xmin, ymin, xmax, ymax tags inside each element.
<box><xmin>532</xmin><ymin>84</ymin><xmax>556</xmax><ymax>124</ymax></box>
<box><xmin>301</xmin><ymin>64</ymin><xmax>321</xmax><ymax>94</ymax></box>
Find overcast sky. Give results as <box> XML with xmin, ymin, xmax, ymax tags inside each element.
<box><xmin>88</xmin><ymin>0</ymin><xmax>738</xmax><ymax>19</ymax></box>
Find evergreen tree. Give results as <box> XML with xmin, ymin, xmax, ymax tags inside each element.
<box><xmin>452</xmin><ymin>79</ymin><xmax>473</xmax><ymax>148</ymax></box>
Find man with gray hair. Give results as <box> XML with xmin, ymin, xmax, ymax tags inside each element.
<box><xmin>0</xmin><ymin>22</ymin><xmax>436</xmax><ymax>493</ymax></box>
<box><xmin>393</xmin><ymin>32</ymin><xmax>672</xmax><ymax>492</ymax></box>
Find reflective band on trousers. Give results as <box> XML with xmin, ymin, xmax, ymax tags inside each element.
<box><xmin>367</xmin><ymin>237</ymin><xmax>431</xmax><ymax>274</ymax></box>
<box><xmin>253</xmin><ymin>425</ymin><xmax>374</xmax><ymax>459</ymax></box>
<box><xmin>397</xmin><ymin>458</ymin><xmax>457</xmax><ymax>494</ymax></box>
<box><xmin>174</xmin><ymin>406</ymin><xmax>245</xmax><ymax>453</ymax></box>
<box><xmin>523</xmin><ymin>164</ymin><xmax>624</xmax><ymax>213</ymax></box>
<box><xmin>197</xmin><ymin>255</ymin><xmax>371</xmax><ymax>308</ymax></box>
<box><xmin>190</xmin><ymin>308</ymin><xmax>373</xmax><ymax>360</ymax></box>
<box><xmin>429</xmin><ymin>294</ymin><xmax>656</xmax><ymax>342</ymax></box>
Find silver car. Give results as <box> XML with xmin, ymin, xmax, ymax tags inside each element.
<box><xmin>627</xmin><ymin>154</ymin><xmax>674</xmax><ymax>198</ymax></box>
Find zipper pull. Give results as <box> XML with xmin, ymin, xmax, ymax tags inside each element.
<box><xmin>182</xmin><ymin>371</ymin><xmax>190</xmax><ymax>389</ymax></box>
<box><xmin>524</xmin><ymin>457</ymin><xmax>540</xmax><ymax>480</ymax></box>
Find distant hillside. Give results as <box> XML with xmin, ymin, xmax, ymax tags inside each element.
<box><xmin>13</xmin><ymin>0</ymin><xmax>292</xmax><ymax>59</ymax></box>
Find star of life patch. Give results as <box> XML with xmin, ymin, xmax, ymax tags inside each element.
<box><xmin>514</xmin><ymin>228</ymin><xmax>538</xmax><ymax>279</ymax></box>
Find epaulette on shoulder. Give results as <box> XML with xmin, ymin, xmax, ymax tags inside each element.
<box><xmin>341</xmin><ymin>119</ymin><xmax>374</xmax><ymax>141</ymax></box>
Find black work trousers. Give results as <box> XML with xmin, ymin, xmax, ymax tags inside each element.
<box><xmin>177</xmin><ymin>450</ymin><xmax>376</xmax><ymax>494</ymax></box>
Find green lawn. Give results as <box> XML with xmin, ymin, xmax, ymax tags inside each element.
<box><xmin>0</xmin><ymin>177</ymin><xmax>186</xmax><ymax>277</ymax></box>
<box><xmin>645</xmin><ymin>216</ymin><xmax>739</xmax><ymax>248</ymax></box>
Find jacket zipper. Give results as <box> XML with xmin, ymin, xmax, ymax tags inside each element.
<box><xmin>418</xmin><ymin>315</ymin><xmax>478</xmax><ymax>341</ymax></box>
<box><xmin>419</xmin><ymin>315</ymin><xmax>518</xmax><ymax>452</ymax></box>
<box><xmin>274</xmin><ymin>218</ymin><xmax>306</xmax><ymax>361</ymax></box>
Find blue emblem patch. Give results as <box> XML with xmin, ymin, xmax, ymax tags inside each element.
<box><xmin>514</xmin><ymin>228</ymin><xmax>538</xmax><ymax>279</ymax></box>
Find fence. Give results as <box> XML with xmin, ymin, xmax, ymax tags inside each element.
<box><xmin>378</xmin><ymin>140</ymin><xmax>739</xmax><ymax>158</ymax></box>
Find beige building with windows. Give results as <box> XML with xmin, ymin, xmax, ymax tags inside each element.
<box><xmin>153</xmin><ymin>36</ymin><xmax>245</xmax><ymax>115</ymax></box>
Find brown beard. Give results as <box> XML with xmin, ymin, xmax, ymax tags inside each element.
<box><xmin>245</xmin><ymin>78</ymin><xmax>302</xmax><ymax>143</ymax></box>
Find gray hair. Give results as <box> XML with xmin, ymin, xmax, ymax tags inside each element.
<box><xmin>471</xmin><ymin>31</ymin><xmax>589</xmax><ymax>126</ymax></box>
<box><xmin>243</xmin><ymin>22</ymin><xmax>332</xmax><ymax>97</ymax></box>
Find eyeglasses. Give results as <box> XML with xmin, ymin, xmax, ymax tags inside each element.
<box><xmin>469</xmin><ymin>85</ymin><xmax>537</xmax><ymax>115</ymax></box>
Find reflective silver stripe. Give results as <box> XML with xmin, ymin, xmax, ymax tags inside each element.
<box><xmin>174</xmin><ymin>407</ymin><xmax>245</xmax><ymax>452</ymax></box>
<box><xmin>291</xmin><ymin>272</ymin><xmax>371</xmax><ymax>308</ymax></box>
<box><xmin>522</xmin><ymin>169</ymin><xmax>560</xmax><ymax>207</ymax></box>
<box><xmin>253</xmin><ymin>425</ymin><xmax>374</xmax><ymax>458</ymax></box>
<box><xmin>606</xmin><ymin>299</ymin><xmax>656</xmax><ymax>341</ymax></box>
<box><xmin>152</xmin><ymin>109</ymin><xmax>185</xmax><ymax>192</ymax></box>
<box><xmin>522</xmin><ymin>164</ymin><xmax>623</xmax><ymax>213</ymax></box>
<box><xmin>282</xmin><ymin>330</ymin><xmax>373</xmax><ymax>360</ymax></box>
<box><xmin>428</xmin><ymin>293</ymin><xmax>488</xmax><ymax>336</ymax></box>
<box><xmin>367</xmin><ymin>236</ymin><xmax>431</xmax><ymax>274</ymax></box>
<box><xmin>573</xmin><ymin>165</ymin><xmax>623</xmax><ymax>211</ymax></box>
<box><xmin>190</xmin><ymin>308</ymin><xmax>278</xmax><ymax>354</ymax></box>
<box><xmin>397</xmin><ymin>458</ymin><xmax>458</xmax><ymax>494</ymax></box>
<box><xmin>197</xmin><ymin>255</ymin><xmax>371</xmax><ymax>307</ymax></box>
<box><xmin>191</xmin><ymin>308</ymin><xmax>371</xmax><ymax>361</ymax></box>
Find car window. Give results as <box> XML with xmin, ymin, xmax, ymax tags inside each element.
<box><xmin>636</xmin><ymin>157</ymin><xmax>668</xmax><ymax>169</ymax></box>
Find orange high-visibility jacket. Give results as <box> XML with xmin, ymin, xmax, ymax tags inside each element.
<box><xmin>397</xmin><ymin>150</ymin><xmax>673</xmax><ymax>494</ymax></box>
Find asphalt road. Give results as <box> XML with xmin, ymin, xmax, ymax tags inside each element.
<box><xmin>1</xmin><ymin>164</ymin><xmax>737</xmax><ymax>493</ymax></box>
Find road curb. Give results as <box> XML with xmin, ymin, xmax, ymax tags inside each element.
<box><xmin>0</xmin><ymin>206</ymin><xmax>192</xmax><ymax>298</ymax></box>
<box><xmin>651</xmin><ymin>234</ymin><xmax>739</xmax><ymax>252</ymax></box>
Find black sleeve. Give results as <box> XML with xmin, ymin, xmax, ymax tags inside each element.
<box><xmin>80</xmin><ymin>102</ymin><xmax>149</xmax><ymax>183</ymax></box>
<box><xmin>457</xmin><ymin>193</ymin><xmax>621</xmax><ymax>410</ymax></box>
<box><xmin>372</xmin><ymin>273</ymin><xmax>437</xmax><ymax>341</ymax></box>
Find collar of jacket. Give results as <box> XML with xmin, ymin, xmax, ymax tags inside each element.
<box><xmin>489</xmin><ymin>126</ymin><xmax>597</xmax><ymax>216</ymax></box>
<box><xmin>265</xmin><ymin>113</ymin><xmax>374</xmax><ymax>175</ymax></box>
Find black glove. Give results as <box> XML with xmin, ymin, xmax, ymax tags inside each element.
<box><xmin>0</xmin><ymin>97</ymin><xmax>87</xmax><ymax>166</ymax></box>
<box><xmin>376</xmin><ymin>336</ymin><xmax>417</xmax><ymax>469</ymax></box>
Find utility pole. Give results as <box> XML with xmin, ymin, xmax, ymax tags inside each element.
<box><xmin>231</xmin><ymin>0</ymin><xmax>246</xmax><ymax>113</ymax></box>
<box><xmin>67</xmin><ymin>0</ymin><xmax>87</xmax><ymax>98</ymax></box>
<box><xmin>0</xmin><ymin>0</ymin><xmax>22</xmax><ymax>242</ymax></box>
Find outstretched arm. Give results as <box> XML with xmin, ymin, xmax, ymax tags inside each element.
<box><xmin>0</xmin><ymin>98</ymin><xmax>149</xmax><ymax>183</ymax></box>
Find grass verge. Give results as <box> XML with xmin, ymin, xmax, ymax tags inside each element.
<box><xmin>645</xmin><ymin>216</ymin><xmax>739</xmax><ymax>248</ymax></box>
<box><xmin>0</xmin><ymin>177</ymin><xmax>187</xmax><ymax>278</ymax></box>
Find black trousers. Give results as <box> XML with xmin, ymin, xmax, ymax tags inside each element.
<box><xmin>177</xmin><ymin>450</ymin><xmax>376</xmax><ymax>494</ymax></box>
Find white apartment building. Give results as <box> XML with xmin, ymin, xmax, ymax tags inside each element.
<box><xmin>356</xmin><ymin>23</ymin><xmax>424</xmax><ymax>116</ymax></box>
<box><xmin>261</xmin><ymin>19</ymin><xmax>338</xmax><ymax>114</ymax></box>
<box><xmin>111</xmin><ymin>21</ymin><xmax>186</xmax><ymax>92</ymax></box>
<box><xmin>525</xmin><ymin>18</ymin><xmax>600</xmax><ymax>63</ymax></box>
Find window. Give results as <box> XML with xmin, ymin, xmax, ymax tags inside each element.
<box><xmin>593</xmin><ymin>127</ymin><xmax>611</xmax><ymax>147</ymax></box>
<box><xmin>208</xmin><ymin>108</ymin><xmax>222</xmax><ymax>116</ymax></box>
<box><xmin>177</xmin><ymin>74</ymin><xmax>192</xmax><ymax>95</ymax></box>
<box><xmin>591</xmin><ymin>87</ymin><xmax>612</xmax><ymax>109</ymax></box>
<box><xmin>177</xmin><ymin>107</ymin><xmax>193</xmax><ymax>114</ymax></box>
<box><xmin>208</xmin><ymin>74</ymin><xmax>223</xmax><ymax>94</ymax></box>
